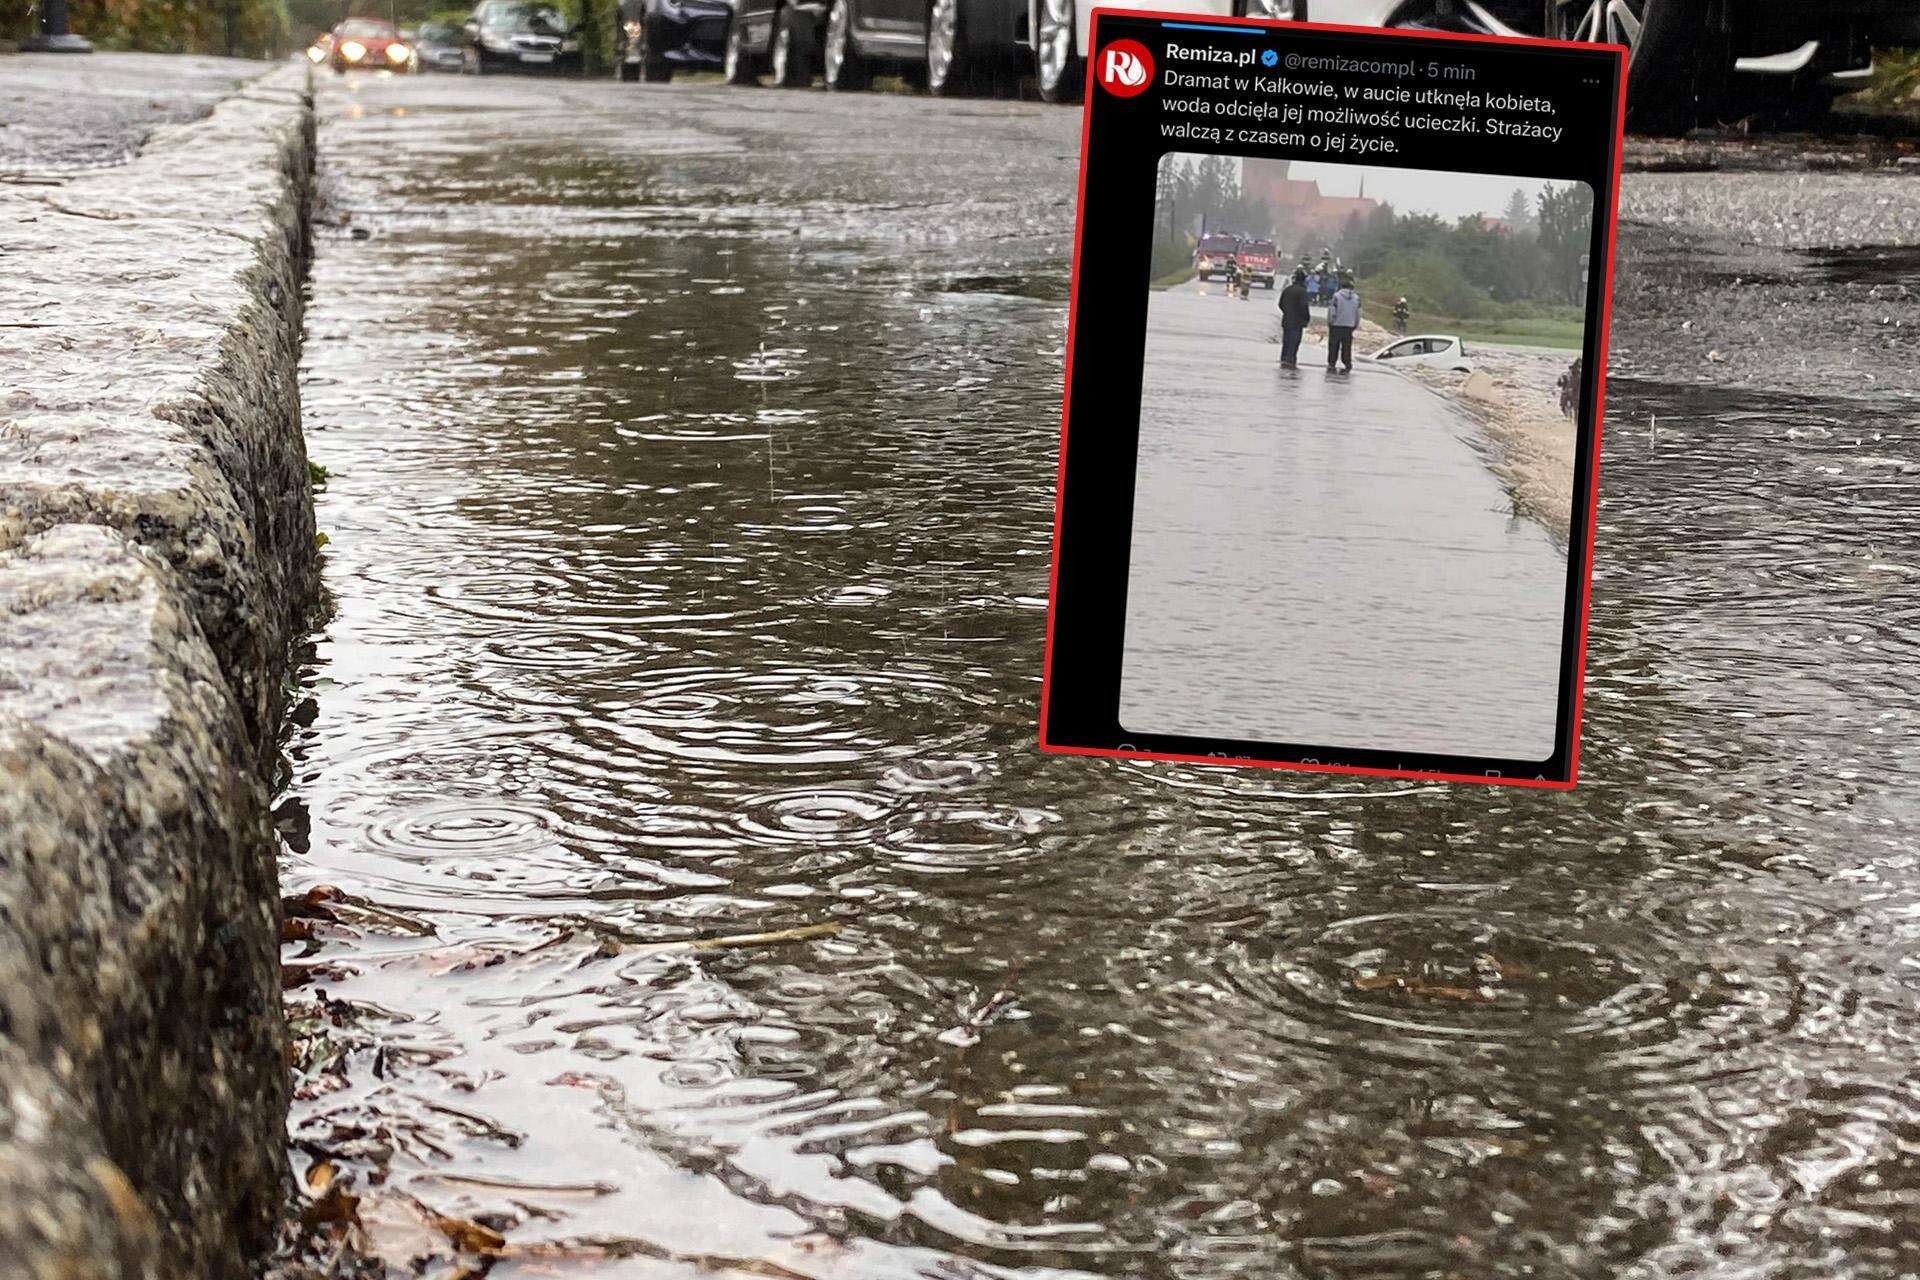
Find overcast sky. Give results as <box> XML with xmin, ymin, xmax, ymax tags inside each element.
<box><xmin>1276</xmin><ymin>163</ymin><xmax>1581</xmax><ymax>221</ymax></box>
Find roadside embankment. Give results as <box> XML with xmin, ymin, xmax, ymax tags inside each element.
<box><xmin>1400</xmin><ymin>338</ymin><xmax>1579</xmax><ymax>545</ymax></box>
<box><xmin>0</xmin><ymin>62</ymin><xmax>319</xmax><ymax>1278</ymax></box>
<box><xmin>1330</xmin><ymin>312</ymin><xmax>1577</xmax><ymax>544</ymax></box>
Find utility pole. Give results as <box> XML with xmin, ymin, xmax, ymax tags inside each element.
<box><xmin>24</xmin><ymin>0</ymin><xmax>95</xmax><ymax>51</ymax></box>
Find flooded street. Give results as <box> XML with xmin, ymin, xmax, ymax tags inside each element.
<box><xmin>1122</xmin><ymin>282</ymin><xmax>1567</xmax><ymax>762</ymax></box>
<box><xmin>287</xmin><ymin>71</ymin><xmax>1920</xmax><ymax>1278</ymax></box>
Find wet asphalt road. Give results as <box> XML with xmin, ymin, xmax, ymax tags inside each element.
<box><xmin>1120</xmin><ymin>282</ymin><xmax>1566</xmax><ymax>762</ymax></box>
<box><xmin>280</xmin><ymin>68</ymin><xmax>1919</xmax><ymax>1279</ymax></box>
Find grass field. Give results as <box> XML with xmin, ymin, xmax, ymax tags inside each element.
<box><xmin>1390</xmin><ymin>312</ymin><xmax>1586</xmax><ymax>350</ymax></box>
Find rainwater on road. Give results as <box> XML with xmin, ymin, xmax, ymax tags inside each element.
<box><xmin>284</xmin><ymin>70</ymin><xmax>1920</xmax><ymax>1279</ymax></box>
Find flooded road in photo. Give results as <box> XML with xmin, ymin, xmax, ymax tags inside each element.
<box><xmin>1121</xmin><ymin>281</ymin><xmax>1568</xmax><ymax>762</ymax></box>
<box><xmin>285</xmin><ymin>70</ymin><xmax>1920</xmax><ymax>1278</ymax></box>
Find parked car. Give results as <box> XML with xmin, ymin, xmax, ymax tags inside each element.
<box><xmin>326</xmin><ymin>17</ymin><xmax>416</xmax><ymax>73</ymax></box>
<box><xmin>723</xmin><ymin>0</ymin><xmax>817</xmax><ymax>85</ymax></box>
<box><xmin>1373</xmin><ymin>334</ymin><xmax>1474</xmax><ymax>373</ymax></box>
<box><xmin>618</xmin><ymin>0</ymin><xmax>731</xmax><ymax>80</ymax></box>
<box><xmin>463</xmin><ymin>1</ymin><xmax>584</xmax><ymax>74</ymax></box>
<box><xmin>746</xmin><ymin>0</ymin><xmax>1018</xmax><ymax>95</ymax></box>
<box><xmin>413</xmin><ymin>20</ymin><xmax>467</xmax><ymax>71</ymax></box>
<box><xmin>1028</xmin><ymin>0</ymin><xmax>1920</xmax><ymax>131</ymax></box>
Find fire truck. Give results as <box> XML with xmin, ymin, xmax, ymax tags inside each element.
<box><xmin>1238</xmin><ymin>238</ymin><xmax>1278</xmax><ymax>290</ymax></box>
<box><xmin>1192</xmin><ymin>234</ymin><xmax>1240</xmax><ymax>283</ymax></box>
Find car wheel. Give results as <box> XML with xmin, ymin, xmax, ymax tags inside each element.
<box><xmin>1034</xmin><ymin>0</ymin><xmax>1081</xmax><ymax>104</ymax></box>
<box><xmin>1550</xmin><ymin>0</ymin><xmax>1721</xmax><ymax>134</ymax></box>
<box><xmin>632</xmin><ymin>11</ymin><xmax>674</xmax><ymax>81</ymax></box>
<box><xmin>723</xmin><ymin>15</ymin><xmax>758</xmax><ymax>83</ymax></box>
<box><xmin>822</xmin><ymin>0</ymin><xmax>871</xmax><ymax>91</ymax></box>
<box><xmin>771</xmin><ymin>6</ymin><xmax>815</xmax><ymax>86</ymax></box>
<box><xmin>926</xmin><ymin>0</ymin><xmax>967</xmax><ymax>95</ymax></box>
<box><xmin>1234</xmin><ymin>0</ymin><xmax>1304</xmax><ymax>17</ymax></box>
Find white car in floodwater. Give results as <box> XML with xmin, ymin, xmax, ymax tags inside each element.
<box><xmin>1373</xmin><ymin>334</ymin><xmax>1474</xmax><ymax>372</ymax></box>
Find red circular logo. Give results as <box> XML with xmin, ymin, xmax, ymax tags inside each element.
<box><xmin>1095</xmin><ymin>39</ymin><xmax>1155</xmax><ymax>98</ymax></box>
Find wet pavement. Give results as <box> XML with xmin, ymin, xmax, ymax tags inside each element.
<box><xmin>284</xmin><ymin>68</ymin><xmax>1920</xmax><ymax>1279</ymax></box>
<box><xmin>0</xmin><ymin>50</ymin><xmax>272</xmax><ymax>177</ymax></box>
<box><xmin>1121</xmin><ymin>282</ymin><xmax>1566</xmax><ymax>761</ymax></box>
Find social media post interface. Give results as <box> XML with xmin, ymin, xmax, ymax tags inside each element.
<box><xmin>1041</xmin><ymin>12</ymin><xmax>1625</xmax><ymax>788</ymax></box>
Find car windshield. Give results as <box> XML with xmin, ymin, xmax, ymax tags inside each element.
<box><xmin>481</xmin><ymin>2</ymin><xmax>567</xmax><ymax>31</ymax></box>
<box><xmin>418</xmin><ymin>21</ymin><xmax>460</xmax><ymax>41</ymax></box>
<box><xmin>1246</xmin><ymin>241</ymin><xmax>1274</xmax><ymax>254</ymax></box>
<box><xmin>335</xmin><ymin>19</ymin><xmax>394</xmax><ymax>37</ymax></box>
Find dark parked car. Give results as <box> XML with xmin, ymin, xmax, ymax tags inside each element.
<box><xmin>462</xmin><ymin>1</ymin><xmax>584</xmax><ymax>74</ymax></box>
<box><xmin>725</xmin><ymin>0</ymin><xmax>1022</xmax><ymax>95</ymax></box>
<box><xmin>1044</xmin><ymin>0</ymin><xmax>1920</xmax><ymax>131</ymax></box>
<box><xmin>413</xmin><ymin>19</ymin><xmax>467</xmax><ymax>72</ymax></box>
<box><xmin>618</xmin><ymin>0</ymin><xmax>730</xmax><ymax>81</ymax></box>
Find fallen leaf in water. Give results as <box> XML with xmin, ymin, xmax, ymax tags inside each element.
<box><xmin>627</xmin><ymin>921</ymin><xmax>844</xmax><ymax>954</ymax></box>
<box><xmin>303</xmin><ymin>1158</ymin><xmax>336</xmax><ymax>1197</ymax></box>
<box><xmin>300</xmin><ymin>1180</ymin><xmax>360</xmax><ymax>1228</ymax></box>
<box><xmin>430</xmin><ymin>1212</ymin><xmax>506</xmax><ymax>1255</ymax></box>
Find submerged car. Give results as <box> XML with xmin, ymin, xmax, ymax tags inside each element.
<box><xmin>1028</xmin><ymin>0</ymin><xmax>1920</xmax><ymax>130</ymax></box>
<box><xmin>1373</xmin><ymin>334</ymin><xmax>1474</xmax><ymax>373</ymax></box>
<box><xmin>413</xmin><ymin>20</ymin><xmax>467</xmax><ymax>71</ymax></box>
<box><xmin>326</xmin><ymin>18</ymin><xmax>416</xmax><ymax>72</ymax></box>
<box><xmin>618</xmin><ymin>0</ymin><xmax>730</xmax><ymax>81</ymax></box>
<box><xmin>463</xmin><ymin>1</ymin><xmax>584</xmax><ymax>74</ymax></box>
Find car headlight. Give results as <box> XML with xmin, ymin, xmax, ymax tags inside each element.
<box><xmin>560</xmin><ymin>38</ymin><xmax>579</xmax><ymax>51</ymax></box>
<box><xmin>340</xmin><ymin>39</ymin><xmax>366</xmax><ymax>60</ymax></box>
<box><xmin>306</xmin><ymin>44</ymin><xmax>326</xmax><ymax>62</ymax></box>
<box><xmin>480</xmin><ymin>27</ymin><xmax>513</xmax><ymax>50</ymax></box>
<box><xmin>386</xmin><ymin>42</ymin><xmax>411</xmax><ymax>62</ymax></box>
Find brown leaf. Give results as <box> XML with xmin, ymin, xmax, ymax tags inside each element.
<box><xmin>430</xmin><ymin>1212</ymin><xmax>507</xmax><ymax>1255</ymax></box>
<box><xmin>300</xmin><ymin>1181</ymin><xmax>361</xmax><ymax>1228</ymax></box>
<box><xmin>304</xmin><ymin>1158</ymin><xmax>337</xmax><ymax>1197</ymax></box>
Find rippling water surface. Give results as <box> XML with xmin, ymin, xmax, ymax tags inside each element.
<box><xmin>285</xmin><ymin>73</ymin><xmax>1920</xmax><ymax>1278</ymax></box>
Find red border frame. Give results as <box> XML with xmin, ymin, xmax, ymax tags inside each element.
<box><xmin>1036</xmin><ymin>7</ymin><xmax>1629</xmax><ymax>792</ymax></box>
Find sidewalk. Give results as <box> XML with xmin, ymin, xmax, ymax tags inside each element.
<box><xmin>0</xmin><ymin>50</ymin><xmax>273</xmax><ymax>177</ymax></box>
<box><xmin>1</xmin><ymin>59</ymin><xmax>317</xmax><ymax>1277</ymax></box>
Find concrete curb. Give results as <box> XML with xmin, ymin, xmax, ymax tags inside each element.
<box><xmin>0</xmin><ymin>64</ymin><xmax>319</xmax><ymax>1278</ymax></box>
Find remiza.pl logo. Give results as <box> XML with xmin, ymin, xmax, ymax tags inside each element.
<box><xmin>1096</xmin><ymin>39</ymin><xmax>1154</xmax><ymax>98</ymax></box>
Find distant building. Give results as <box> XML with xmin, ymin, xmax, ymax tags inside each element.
<box><xmin>1477</xmin><ymin>216</ymin><xmax>1516</xmax><ymax>235</ymax></box>
<box><xmin>1241</xmin><ymin>160</ymin><xmax>1382</xmax><ymax>250</ymax></box>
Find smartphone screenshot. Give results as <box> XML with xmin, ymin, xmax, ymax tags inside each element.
<box><xmin>1041</xmin><ymin>11</ymin><xmax>1625</xmax><ymax>788</ymax></box>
